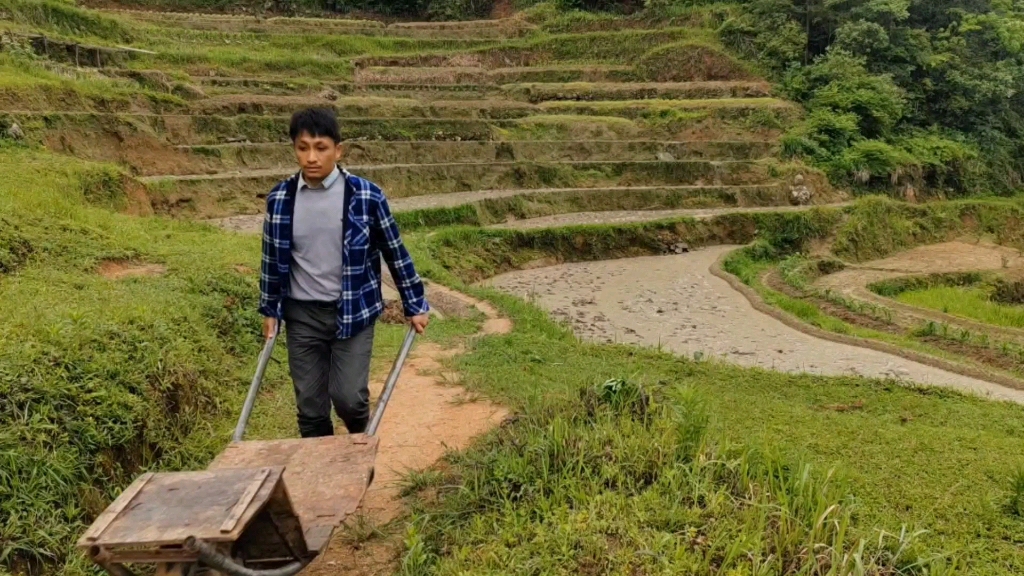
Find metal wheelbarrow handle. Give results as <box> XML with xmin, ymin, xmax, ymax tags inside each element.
<box><xmin>232</xmin><ymin>322</ymin><xmax>417</xmax><ymax>442</ymax></box>
<box><xmin>366</xmin><ymin>325</ymin><xmax>416</xmax><ymax>436</ymax></box>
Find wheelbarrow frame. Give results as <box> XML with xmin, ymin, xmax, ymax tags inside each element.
<box><xmin>78</xmin><ymin>324</ymin><xmax>418</xmax><ymax>576</ymax></box>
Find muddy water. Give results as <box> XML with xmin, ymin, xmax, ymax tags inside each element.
<box><xmin>486</xmin><ymin>245</ymin><xmax>1024</xmax><ymax>404</ymax></box>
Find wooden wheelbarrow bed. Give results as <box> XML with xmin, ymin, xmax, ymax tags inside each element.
<box><xmin>77</xmin><ymin>328</ymin><xmax>414</xmax><ymax>576</ymax></box>
<box><xmin>209</xmin><ymin>435</ymin><xmax>379</xmax><ymax>554</ymax></box>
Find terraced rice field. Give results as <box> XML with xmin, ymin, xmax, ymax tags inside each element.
<box><xmin>3</xmin><ymin>7</ymin><xmax>836</xmax><ymax>225</ymax></box>
<box><xmin>18</xmin><ymin>5</ymin><xmax>1019</xmax><ymax>396</ymax></box>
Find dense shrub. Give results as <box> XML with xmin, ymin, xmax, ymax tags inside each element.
<box><xmin>720</xmin><ymin>0</ymin><xmax>1024</xmax><ymax>195</ymax></box>
<box><xmin>992</xmin><ymin>279</ymin><xmax>1024</xmax><ymax>305</ymax></box>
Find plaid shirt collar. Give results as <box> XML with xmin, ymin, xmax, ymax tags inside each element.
<box><xmin>297</xmin><ymin>165</ymin><xmax>342</xmax><ymax>192</ymax></box>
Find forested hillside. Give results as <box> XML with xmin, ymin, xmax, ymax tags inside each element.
<box><xmin>716</xmin><ymin>0</ymin><xmax>1024</xmax><ymax>196</ymax></box>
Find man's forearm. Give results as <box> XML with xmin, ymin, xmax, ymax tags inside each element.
<box><xmin>260</xmin><ymin>210</ymin><xmax>282</xmax><ymax>317</ymax></box>
<box><xmin>258</xmin><ymin>296</ymin><xmax>280</xmax><ymax>318</ymax></box>
<box><xmin>375</xmin><ymin>195</ymin><xmax>429</xmax><ymax>316</ymax></box>
<box><xmin>387</xmin><ymin>257</ymin><xmax>429</xmax><ymax>316</ymax></box>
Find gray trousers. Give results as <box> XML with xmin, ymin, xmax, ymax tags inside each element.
<box><xmin>282</xmin><ymin>298</ymin><xmax>374</xmax><ymax>437</ymax></box>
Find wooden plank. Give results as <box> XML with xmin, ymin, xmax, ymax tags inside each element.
<box><xmin>228</xmin><ymin>475</ymin><xmax>309</xmax><ymax>564</ymax></box>
<box><xmin>86</xmin><ymin>467</ymin><xmax>284</xmax><ymax>548</ymax></box>
<box><xmin>79</xmin><ymin>473</ymin><xmax>154</xmax><ymax>544</ymax></box>
<box><xmin>220</xmin><ymin>468</ymin><xmax>271</xmax><ymax>533</ymax></box>
<box><xmin>209</xmin><ymin>434</ymin><xmax>377</xmax><ymax>552</ymax></box>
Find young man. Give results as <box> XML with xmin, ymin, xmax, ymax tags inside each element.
<box><xmin>259</xmin><ymin>107</ymin><xmax>430</xmax><ymax>438</ymax></box>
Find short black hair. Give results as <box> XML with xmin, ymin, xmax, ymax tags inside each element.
<box><xmin>289</xmin><ymin>107</ymin><xmax>341</xmax><ymax>143</ymax></box>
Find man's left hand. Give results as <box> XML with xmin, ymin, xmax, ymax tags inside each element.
<box><xmin>410</xmin><ymin>313</ymin><xmax>429</xmax><ymax>335</ymax></box>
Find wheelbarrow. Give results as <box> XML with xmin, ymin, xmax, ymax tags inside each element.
<box><xmin>76</xmin><ymin>324</ymin><xmax>418</xmax><ymax>576</ymax></box>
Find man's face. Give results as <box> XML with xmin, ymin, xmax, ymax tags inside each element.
<box><xmin>293</xmin><ymin>131</ymin><xmax>343</xmax><ymax>182</ymax></box>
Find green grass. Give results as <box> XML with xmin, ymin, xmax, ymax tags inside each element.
<box><xmin>896</xmin><ymin>286</ymin><xmax>1024</xmax><ymax>329</ymax></box>
<box><xmin>392</xmin><ymin>229</ymin><xmax>1024</xmax><ymax>573</ymax></box>
<box><xmin>143</xmin><ymin>160</ymin><xmax>790</xmax><ymax>220</ymax></box>
<box><xmin>393</xmin><ymin>185</ymin><xmax>779</xmax><ymax>230</ymax></box>
<box><xmin>502</xmin><ymin>81</ymin><xmax>772</xmax><ymax>103</ymax></box>
<box><xmin>829</xmin><ymin>196</ymin><xmax>1024</xmax><ymax>263</ymax></box>
<box><xmin>0</xmin><ymin>146</ymin><xmax>265</xmax><ymax>574</ymax></box>
<box><xmin>0</xmin><ymin>54</ymin><xmax>185</xmax><ymax>112</ymax></box>
<box><xmin>400</xmin><ymin>378</ymin><xmax>955</xmax><ymax>574</ymax></box>
<box><xmin>191</xmin><ymin>94</ymin><xmax>791</xmax><ymax>123</ymax></box>
<box><xmin>538</xmin><ymin>97</ymin><xmax>794</xmax><ymax>116</ymax></box>
<box><xmin>529</xmin><ymin>3</ymin><xmax>741</xmax><ymax>33</ymax></box>
<box><xmin>354</xmin><ymin>26</ymin><xmax>705</xmax><ymax>67</ymax></box>
<box><xmin>0</xmin><ymin>0</ymin><xmax>131</xmax><ymax>43</ymax></box>
<box><xmin>130</xmin><ymin>27</ymin><xmax>502</xmax><ymax>78</ymax></box>
<box><xmin>111</xmin><ymin>22</ymin><xmax>709</xmax><ymax>80</ymax></box>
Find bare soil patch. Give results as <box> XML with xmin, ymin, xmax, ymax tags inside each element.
<box><xmin>853</xmin><ymin>240</ymin><xmax>1024</xmax><ymax>274</ymax></box>
<box><xmin>97</xmin><ymin>259</ymin><xmax>166</xmax><ymax>279</ymax></box>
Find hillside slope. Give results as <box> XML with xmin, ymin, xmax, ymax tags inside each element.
<box><xmin>3</xmin><ymin>2</ymin><xmax>1024</xmax><ymax>576</ymax></box>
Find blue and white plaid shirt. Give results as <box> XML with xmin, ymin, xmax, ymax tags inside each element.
<box><xmin>259</xmin><ymin>167</ymin><xmax>429</xmax><ymax>339</ymax></box>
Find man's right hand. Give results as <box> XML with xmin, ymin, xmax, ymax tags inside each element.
<box><xmin>263</xmin><ymin>317</ymin><xmax>278</xmax><ymax>341</ymax></box>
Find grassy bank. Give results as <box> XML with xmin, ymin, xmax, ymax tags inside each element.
<box><xmin>387</xmin><ymin>199</ymin><xmax>1024</xmax><ymax>574</ymax></box>
<box><xmin>896</xmin><ymin>288</ymin><xmax>1024</xmax><ymax>331</ymax></box>
<box><xmin>392</xmin><ymin>185</ymin><xmax>787</xmax><ymax>231</ymax></box>
<box><xmin>414</xmin><ymin>205</ymin><xmax>838</xmax><ymax>282</ymax></box>
<box><xmin>718</xmin><ymin>247</ymin><xmax>1011</xmax><ymax>376</ymax></box>
<box><xmin>393</xmin><ymin>288</ymin><xmax>1024</xmax><ymax>574</ymax></box>
<box><xmin>867</xmin><ymin>274</ymin><xmax>1024</xmax><ymax>332</ymax></box>
<box><xmin>701</xmin><ymin>197</ymin><xmax>1024</xmax><ymax>385</ymax></box>
<box><xmin>0</xmin><ymin>146</ymin><xmax>264</xmax><ymax>574</ymax></box>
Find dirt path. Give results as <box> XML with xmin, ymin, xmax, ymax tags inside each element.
<box><xmin>302</xmin><ymin>284</ymin><xmax>511</xmax><ymax>576</ymax></box>
<box><xmin>488</xmin><ymin>203</ymin><xmax>847</xmax><ymax>230</ymax></box>
<box><xmin>485</xmin><ymin>245</ymin><xmax>1024</xmax><ymax>404</ymax></box>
